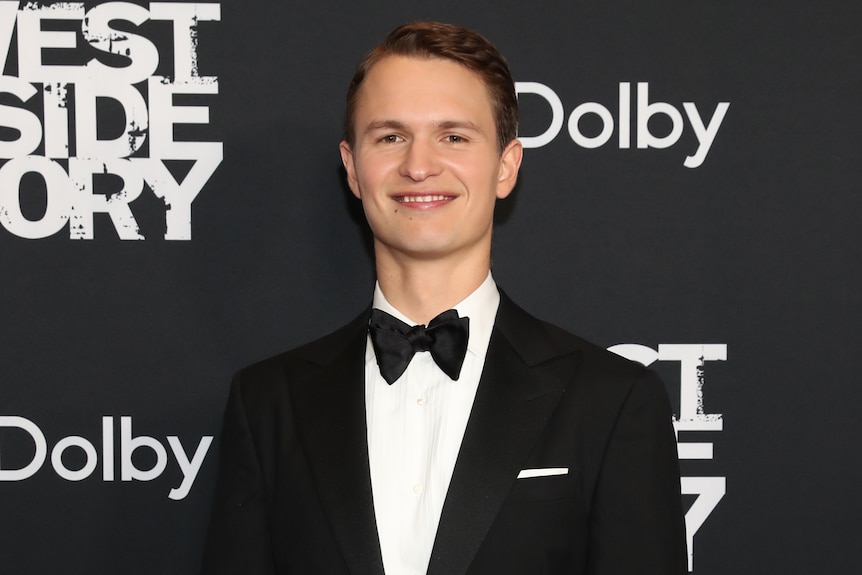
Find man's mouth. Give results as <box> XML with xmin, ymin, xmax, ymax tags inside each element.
<box><xmin>396</xmin><ymin>194</ymin><xmax>453</xmax><ymax>203</ymax></box>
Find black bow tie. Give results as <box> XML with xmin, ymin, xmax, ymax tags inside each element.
<box><xmin>368</xmin><ymin>308</ymin><xmax>470</xmax><ymax>385</ymax></box>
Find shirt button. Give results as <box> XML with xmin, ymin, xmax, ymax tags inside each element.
<box><xmin>416</xmin><ymin>396</ymin><xmax>426</xmax><ymax>406</ymax></box>
<box><xmin>412</xmin><ymin>484</ymin><xmax>423</xmax><ymax>495</ymax></box>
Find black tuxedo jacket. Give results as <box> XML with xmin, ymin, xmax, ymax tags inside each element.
<box><xmin>202</xmin><ymin>293</ymin><xmax>686</xmax><ymax>575</ymax></box>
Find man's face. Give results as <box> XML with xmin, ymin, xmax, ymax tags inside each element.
<box><xmin>340</xmin><ymin>55</ymin><xmax>522</xmax><ymax>264</ymax></box>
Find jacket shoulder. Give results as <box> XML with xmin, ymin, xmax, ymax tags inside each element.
<box><xmin>497</xmin><ymin>291</ymin><xmax>645</xmax><ymax>380</ymax></box>
<box><xmin>231</xmin><ymin>308</ymin><xmax>369</xmax><ymax>397</ymax></box>
<box><xmin>251</xmin><ymin>307</ymin><xmax>369</xmax><ymax>367</ymax></box>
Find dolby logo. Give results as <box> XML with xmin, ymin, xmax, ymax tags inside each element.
<box><xmin>0</xmin><ymin>415</ymin><xmax>212</xmax><ymax>500</ymax></box>
<box><xmin>516</xmin><ymin>81</ymin><xmax>730</xmax><ymax>168</ymax></box>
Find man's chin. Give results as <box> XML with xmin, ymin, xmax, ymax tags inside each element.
<box><xmin>375</xmin><ymin>236</ymin><xmax>454</xmax><ymax>261</ymax></box>
<box><xmin>374</xmin><ymin>234</ymin><xmax>493</xmax><ymax>265</ymax></box>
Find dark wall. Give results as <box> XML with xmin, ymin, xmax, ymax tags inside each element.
<box><xmin>1</xmin><ymin>1</ymin><xmax>858</xmax><ymax>573</ymax></box>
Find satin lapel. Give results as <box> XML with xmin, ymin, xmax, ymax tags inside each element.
<box><xmin>427</xmin><ymin>295</ymin><xmax>581</xmax><ymax>575</ymax></box>
<box><xmin>289</xmin><ymin>311</ymin><xmax>384</xmax><ymax>575</ymax></box>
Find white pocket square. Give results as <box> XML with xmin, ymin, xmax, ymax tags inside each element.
<box><xmin>517</xmin><ymin>467</ymin><xmax>569</xmax><ymax>479</ymax></box>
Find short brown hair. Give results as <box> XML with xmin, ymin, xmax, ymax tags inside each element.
<box><xmin>344</xmin><ymin>21</ymin><xmax>519</xmax><ymax>152</ymax></box>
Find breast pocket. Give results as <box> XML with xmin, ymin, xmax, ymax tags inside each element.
<box><xmin>505</xmin><ymin>468</ymin><xmax>580</xmax><ymax>504</ymax></box>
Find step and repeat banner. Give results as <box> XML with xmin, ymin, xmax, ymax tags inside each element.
<box><xmin>1</xmin><ymin>1</ymin><xmax>858</xmax><ymax>573</ymax></box>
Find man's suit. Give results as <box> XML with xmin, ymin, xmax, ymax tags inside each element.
<box><xmin>201</xmin><ymin>292</ymin><xmax>687</xmax><ymax>575</ymax></box>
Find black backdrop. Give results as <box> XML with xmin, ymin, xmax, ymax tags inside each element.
<box><xmin>1</xmin><ymin>1</ymin><xmax>859</xmax><ymax>573</ymax></box>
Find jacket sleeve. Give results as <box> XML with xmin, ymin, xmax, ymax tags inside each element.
<box><xmin>587</xmin><ymin>369</ymin><xmax>688</xmax><ymax>575</ymax></box>
<box><xmin>200</xmin><ymin>373</ymin><xmax>277</xmax><ymax>575</ymax></box>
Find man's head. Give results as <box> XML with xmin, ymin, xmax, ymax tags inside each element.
<box><xmin>339</xmin><ymin>22</ymin><xmax>522</xmax><ymax>269</ymax></box>
<box><xmin>344</xmin><ymin>21</ymin><xmax>519</xmax><ymax>153</ymax></box>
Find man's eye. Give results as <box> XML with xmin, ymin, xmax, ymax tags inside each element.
<box><xmin>380</xmin><ymin>135</ymin><xmax>400</xmax><ymax>143</ymax></box>
<box><xmin>445</xmin><ymin>135</ymin><xmax>466</xmax><ymax>143</ymax></box>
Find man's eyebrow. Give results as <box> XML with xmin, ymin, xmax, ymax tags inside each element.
<box><xmin>362</xmin><ymin>120</ymin><xmax>484</xmax><ymax>133</ymax></box>
<box><xmin>435</xmin><ymin>120</ymin><xmax>483</xmax><ymax>132</ymax></box>
<box><xmin>364</xmin><ymin>120</ymin><xmax>409</xmax><ymax>133</ymax></box>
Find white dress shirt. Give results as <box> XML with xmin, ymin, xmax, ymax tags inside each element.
<box><xmin>365</xmin><ymin>272</ymin><xmax>500</xmax><ymax>575</ymax></box>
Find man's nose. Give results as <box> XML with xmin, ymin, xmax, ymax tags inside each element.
<box><xmin>398</xmin><ymin>139</ymin><xmax>442</xmax><ymax>181</ymax></box>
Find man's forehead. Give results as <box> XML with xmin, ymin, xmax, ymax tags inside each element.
<box><xmin>355</xmin><ymin>56</ymin><xmax>493</xmax><ymax>114</ymax></box>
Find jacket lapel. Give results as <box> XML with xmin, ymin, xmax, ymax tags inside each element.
<box><xmin>427</xmin><ymin>294</ymin><xmax>582</xmax><ymax>575</ymax></box>
<box><xmin>288</xmin><ymin>309</ymin><xmax>385</xmax><ymax>575</ymax></box>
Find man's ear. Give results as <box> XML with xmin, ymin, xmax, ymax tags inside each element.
<box><xmin>496</xmin><ymin>138</ymin><xmax>523</xmax><ymax>199</ymax></box>
<box><xmin>339</xmin><ymin>140</ymin><xmax>361</xmax><ymax>199</ymax></box>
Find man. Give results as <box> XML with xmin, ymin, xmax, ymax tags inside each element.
<box><xmin>202</xmin><ymin>21</ymin><xmax>686</xmax><ymax>575</ymax></box>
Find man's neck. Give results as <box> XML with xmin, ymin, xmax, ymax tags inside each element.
<box><xmin>375</xmin><ymin>249</ymin><xmax>491</xmax><ymax>325</ymax></box>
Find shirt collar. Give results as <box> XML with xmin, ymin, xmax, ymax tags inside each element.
<box><xmin>370</xmin><ymin>271</ymin><xmax>500</xmax><ymax>360</ymax></box>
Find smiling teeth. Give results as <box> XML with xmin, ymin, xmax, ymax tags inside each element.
<box><xmin>399</xmin><ymin>195</ymin><xmax>449</xmax><ymax>203</ymax></box>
